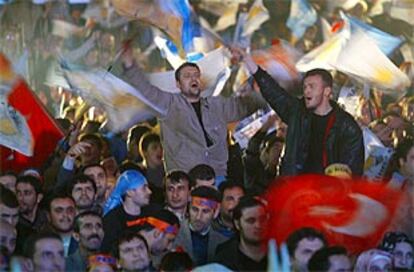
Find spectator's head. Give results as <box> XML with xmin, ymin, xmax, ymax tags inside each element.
<box><xmin>380</xmin><ymin>231</ymin><xmax>414</xmax><ymax>271</ymax></box>
<box><xmin>115</xmin><ymin>232</ymin><xmax>151</xmax><ymax>272</ymax></box>
<box><xmin>78</xmin><ymin>133</ymin><xmax>104</xmax><ymax>165</ymax></box>
<box><xmin>188</xmin><ymin>164</ymin><xmax>216</xmax><ymax>188</ymax></box>
<box><xmin>139</xmin><ymin>132</ymin><xmax>163</xmax><ymax>168</ymax></box>
<box><xmin>260</xmin><ymin>133</ymin><xmax>284</xmax><ymax>168</ymax></box>
<box><xmin>103</xmin><ymin>170</ymin><xmax>151</xmax><ymax>215</ymax></box>
<box><xmin>354</xmin><ymin>249</ymin><xmax>392</xmax><ymax>272</ymax></box>
<box><xmin>308</xmin><ymin>246</ymin><xmax>351</xmax><ymax>272</ymax></box>
<box><xmin>163</xmin><ymin>170</ymin><xmax>191</xmax><ymax>212</ymax></box>
<box><xmin>303</xmin><ymin>69</ymin><xmax>333</xmax><ymax>114</ymax></box>
<box><xmin>87</xmin><ymin>254</ymin><xmax>117</xmax><ymax>272</ymax></box>
<box><xmin>0</xmin><ymin>172</ymin><xmax>17</xmax><ymax>193</ymax></box>
<box><xmin>233</xmin><ymin>195</ymin><xmax>268</xmax><ymax>245</ymax></box>
<box><xmin>15</xmin><ymin>175</ymin><xmax>43</xmax><ymax>217</ymax></box>
<box><xmin>82</xmin><ymin>164</ymin><xmax>108</xmax><ymax>201</ymax></box>
<box><xmin>395</xmin><ymin>138</ymin><xmax>414</xmax><ymax>178</ymax></box>
<box><xmin>0</xmin><ymin>185</ymin><xmax>19</xmax><ymax>227</ymax></box>
<box><xmin>127</xmin><ymin>124</ymin><xmax>152</xmax><ymax>163</ymax></box>
<box><xmin>159</xmin><ymin>251</ymin><xmax>193</xmax><ymax>272</ymax></box>
<box><xmin>218</xmin><ymin>181</ymin><xmax>245</xmax><ymax>224</ymax></box>
<box><xmin>189</xmin><ymin>186</ymin><xmax>221</xmax><ymax>233</ymax></box>
<box><xmin>287</xmin><ymin>227</ymin><xmax>327</xmax><ymax>272</ymax></box>
<box><xmin>129</xmin><ymin>208</ymin><xmax>179</xmax><ymax>256</ymax></box>
<box><xmin>175</xmin><ymin>62</ymin><xmax>202</xmax><ymax>101</ymax></box>
<box><xmin>68</xmin><ymin>174</ymin><xmax>97</xmax><ymax>212</ymax></box>
<box><xmin>0</xmin><ymin>220</ymin><xmax>16</xmax><ymax>256</ymax></box>
<box><xmin>47</xmin><ymin>193</ymin><xmax>76</xmax><ymax>234</ymax></box>
<box><xmin>73</xmin><ymin>211</ymin><xmax>104</xmax><ymax>253</ymax></box>
<box><xmin>24</xmin><ymin>232</ymin><xmax>65</xmax><ymax>272</ymax></box>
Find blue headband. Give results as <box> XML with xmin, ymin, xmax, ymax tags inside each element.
<box><xmin>103</xmin><ymin>170</ymin><xmax>147</xmax><ymax>215</ymax></box>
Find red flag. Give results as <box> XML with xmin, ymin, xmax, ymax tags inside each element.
<box><xmin>263</xmin><ymin>174</ymin><xmax>402</xmax><ymax>254</ymax></box>
<box><xmin>0</xmin><ymin>79</ymin><xmax>64</xmax><ymax>172</ymax></box>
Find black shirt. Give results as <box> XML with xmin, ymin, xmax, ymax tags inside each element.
<box><xmin>303</xmin><ymin>110</ymin><xmax>333</xmax><ymax>174</ymax></box>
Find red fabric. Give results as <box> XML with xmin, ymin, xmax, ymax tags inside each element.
<box><xmin>0</xmin><ymin>79</ymin><xmax>64</xmax><ymax>172</ymax></box>
<box><xmin>263</xmin><ymin>174</ymin><xmax>402</xmax><ymax>254</ymax></box>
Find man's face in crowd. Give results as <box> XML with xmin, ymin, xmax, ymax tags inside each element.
<box><xmin>75</xmin><ymin>215</ymin><xmax>104</xmax><ymax>252</ymax></box>
<box><xmin>49</xmin><ymin>198</ymin><xmax>76</xmax><ymax>233</ymax></box>
<box><xmin>392</xmin><ymin>241</ymin><xmax>414</xmax><ymax>270</ymax></box>
<box><xmin>84</xmin><ymin>166</ymin><xmax>108</xmax><ymax>200</ymax></box>
<box><xmin>0</xmin><ymin>204</ymin><xmax>18</xmax><ymax>227</ymax></box>
<box><xmin>303</xmin><ymin>75</ymin><xmax>329</xmax><ymax>113</ymax></box>
<box><xmin>176</xmin><ymin>66</ymin><xmax>202</xmax><ymax>101</ymax></box>
<box><xmin>72</xmin><ymin>181</ymin><xmax>96</xmax><ymax>210</ymax></box>
<box><xmin>119</xmin><ymin>238</ymin><xmax>150</xmax><ymax>271</ymax></box>
<box><xmin>220</xmin><ymin>186</ymin><xmax>244</xmax><ymax>222</ymax></box>
<box><xmin>0</xmin><ymin>175</ymin><xmax>16</xmax><ymax>193</ymax></box>
<box><xmin>401</xmin><ymin>146</ymin><xmax>414</xmax><ymax>177</ymax></box>
<box><xmin>33</xmin><ymin>238</ymin><xmax>65</xmax><ymax>272</ymax></box>
<box><xmin>189</xmin><ymin>202</ymin><xmax>217</xmax><ymax>233</ymax></box>
<box><xmin>328</xmin><ymin>254</ymin><xmax>352</xmax><ymax>272</ymax></box>
<box><xmin>0</xmin><ymin>221</ymin><xmax>16</xmax><ymax>255</ymax></box>
<box><xmin>293</xmin><ymin>237</ymin><xmax>325</xmax><ymax>272</ymax></box>
<box><xmin>81</xmin><ymin>140</ymin><xmax>101</xmax><ymax>164</ymax></box>
<box><xmin>143</xmin><ymin>141</ymin><xmax>163</xmax><ymax>167</ymax></box>
<box><xmin>236</xmin><ymin>205</ymin><xmax>267</xmax><ymax>245</ymax></box>
<box><xmin>16</xmin><ymin>182</ymin><xmax>41</xmax><ymax>215</ymax></box>
<box><xmin>129</xmin><ymin>184</ymin><xmax>151</xmax><ymax>207</ymax></box>
<box><xmin>151</xmin><ymin>231</ymin><xmax>176</xmax><ymax>256</ymax></box>
<box><xmin>165</xmin><ymin>179</ymin><xmax>190</xmax><ymax>210</ymax></box>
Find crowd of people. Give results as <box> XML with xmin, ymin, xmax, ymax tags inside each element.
<box><xmin>0</xmin><ymin>0</ymin><xmax>413</xmax><ymax>271</ymax></box>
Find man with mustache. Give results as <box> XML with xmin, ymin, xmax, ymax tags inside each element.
<box><xmin>66</xmin><ymin>211</ymin><xmax>105</xmax><ymax>272</ymax></box>
<box><xmin>44</xmin><ymin>193</ymin><xmax>77</xmax><ymax>257</ymax></box>
<box><xmin>173</xmin><ymin>186</ymin><xmax>227</xmax><ymax>266</ymax></box>
<box><xmin>212</xmin><ymin>181</ymin><xmax>245</xmax><ymax>238</ymax></box>
<box><xmin>121</xmin><ymin>47</ymin><xmax>266</xmax><ymax>181</ymax></box>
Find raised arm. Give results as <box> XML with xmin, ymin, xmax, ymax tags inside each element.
<box><xmin>230</xmin><ymin>47</ymin><xmax>299</xmax><ymax>123</ymax></box>
<box><xmin>121</xmin><ymin>44</ymin><xmax>173</xmax><ymax>117</ymax></box>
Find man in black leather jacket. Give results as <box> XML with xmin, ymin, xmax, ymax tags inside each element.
<box><xmin>232</xmin><ymin>48</ymin><xmax>364</xmax><ymax>176</ymax></box>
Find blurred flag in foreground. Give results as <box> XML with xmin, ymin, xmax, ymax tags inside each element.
<box><xmin>286</xmin><ymin>0</ymin><xmax>317</xmax><ymax>40</ymax></box>
<box><xmin>0</xmin><ymin>53</ymin><xmax>63</xmax><ymax>172</ymax></box>
<box><xmin>263</xmin><ymin>174</ymin><xmax>402</xmax><ymax>255</ymax></box>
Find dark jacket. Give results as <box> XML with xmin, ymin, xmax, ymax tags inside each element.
<box><xmin>253</xmin><ymin>67</ymin><xmax>364</xmax><ymax>176</ymax></box>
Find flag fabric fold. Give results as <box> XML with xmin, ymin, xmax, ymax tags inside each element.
<box><xmin>286</xmin><ymin>0</ymin><xmax>318</xmax><ymax>40</ymax></box>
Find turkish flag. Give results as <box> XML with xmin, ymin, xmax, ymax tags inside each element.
<box><xmin>0</xmin><ymin>79</ymin><xmax>64</xmax><ymax>172</ymax></box>
<box><xmin>263</xmin><ymin>174</ymin><xmax>402</xmax><ymax>254</ymax></box>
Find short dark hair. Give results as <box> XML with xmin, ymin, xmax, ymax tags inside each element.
<box><xmin>379</xmin><ymin>231</ymin><xmax>414</xmax><ymax>253</ymax></box>
<box><xmin>67</xmin><ymin>174</ymin><xmax>97</xmax><ymax>195</ymax></box>
<box><xmin>191</xmin><ymin>186</ymin><xmax>222</xmax><ymax>203</ymax></box>
<box><xmin>308</xmin><ymin>246</ymin><xmax>348</xmax><ymax>272</ymax></box>
<box><xmin>46</xmin><ymin>192</ymin><xmax>75</xmax><ymax>212</ymax></box>
<box><xmin>304</xmin><ymin>69</ymin><xmax>333</xmax><ymax>88</ymax></box>
<box><xmin>163</xmin><ymin>170</ymin><xmax>190</xmax><ymax>191</ymax></box>
<box><xmin>24</xmin><ymin>232</ymin><xmax>62</xmax><ymax>259</ymax></box>
<box><xmin>0</xmin><ymin>184</ymin><xmax>18</xmax><ymax>208</ymax></box>
<box><xmin>81</xmin><ymin>163</ymin><xmax>106</xmax><ymax>175</ymax></box>
<box><xmin>232</xmin><ymin>195</ymin><xmax>266</xmax><ymax>221</ymax></box>
<box><xmin>139</xmin><ymin>132</ymin><xmax>161</xmax><ymax>157</ymax></box>
<box><xmin>114</xmin><ymin>231</ymin><xmax>149</xmax><ymax>259</ymax></box>
<box><xmin>174</xmin><ymin>62</ymin><xmax>200</xmax><ymax>81</ymax></box>
<box><xmin>159</xmin><ymin>251</ymin><xmax>193</xmax><ymax>271</ymax></box>
<box><xmin>16</xmin><ymin>175</ymin><xmax>43</xmax><ymax>194</ymax></box>
<box><xmin>188</xmin><ymin>164</ymin><xmax>215</xmax><ymax>186</ymax></box>
<box><xmin>286</xmin><ymin>227</ymin><xmax>327</xmax><ymax>257</ymax></box>
<box><xmin>218</xmin><ymin>180</ymin><xmax>245</xmax><ymax>195</ymax></box>
<box><xmin>79</xmin><ymin>133</ymin><xmax>103</xmax><ymax>150</ymax></box>
<box><xmin>73</xmin><ymin>210</ymin><xmax>102</xmax><ymax>233</ymax></box>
